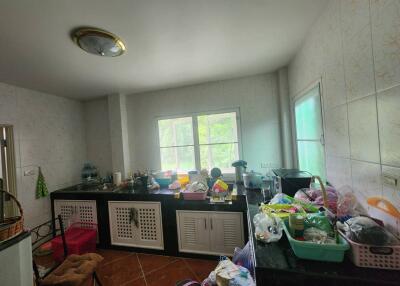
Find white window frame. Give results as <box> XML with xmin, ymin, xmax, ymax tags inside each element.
<box><xmin>290</xmin><ymin>79</ymin><xmax>327</xmax><ymax>178</ymax></box>
<box><xmin>155</xmin><ymin>108</ymin><xmax>243</xmax><ymax>177</ymax></box>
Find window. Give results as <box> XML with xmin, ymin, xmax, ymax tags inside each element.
<box><xmin>157</xmin><ymin>111</ymin><xmax>240</xmax><ymax>174</ymax></box>
<box><xmin>294</xmin><ymin>84</ymin><xmax>326</xmax><ymax>180</ymax></box>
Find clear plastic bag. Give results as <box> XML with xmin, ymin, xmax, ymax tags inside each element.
<box><xmin>344</xmin><ymin>216</ymin><xmax>399</xmax><ymax>246</ymax></box>
<box><xmin>253</xmin><ymin>213</ymin><xmax>282</xmax><ymax>243</ymax></box>
<box><xmin>304</xmin><ymin>213</ymin><xmax>333</xmax><ymax>236</ymax></box>
<box><xmin>336</xmin><ymin>186</ymin><xmax>359</xmax><ymax>219</ymax></box>
<box><xmin>232</xmin><ymin>242</ymin><xmax>254</xmax><ymax>275</ymax></box>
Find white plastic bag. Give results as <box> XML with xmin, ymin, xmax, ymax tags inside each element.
<box><xmin>253</xmin><ymin>213</ymin><xmax>282</xmax><ymax>243</ymax></box>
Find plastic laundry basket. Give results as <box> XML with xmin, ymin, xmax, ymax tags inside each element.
<box><xmin>339</xmin><ymin>230</ymin><xmax>400</xmax><ymax>270</ymax></box>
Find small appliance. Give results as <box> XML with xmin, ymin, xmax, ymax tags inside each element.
<box><xmin>272</xmin><ymin>168</ymin><xmax>312</xmax><ymax>197</ymax></box>
<box><xmin>232</xmin><ymin>160</ymin><xmax>247</xmax><ymax>184</ymax></box>
<box><xmin>243</xmin><ymin>171</ymin><xmax>263</xmax><ymax>189</ymax></box>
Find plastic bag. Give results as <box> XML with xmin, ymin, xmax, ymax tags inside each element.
<box><xmin>229</xmin><ymin>266</ymin><xmax>255</xmax><ymax>286</ymax></box>
<box><xmin>269</xmin><ymin>193</ymin><xmax>292</xmax><ymax>205</ymax></box>
<box><xmin>336</xmin><ymin>186</ymin><xmax>359</xmax><ymax>219</ymax></box>
<box><xmin>304</xmin><ymin>213</ymin><xmax>333</xmax><ymax>236</ymax></box>
<box><xmin>294</xmin><ymin>186</ymin><xmax>338</xmax><ymax>213</ymax></box>
<box><xmin>232</xmin><ymin>242</ymin><xmax>254</xmax><ymax>275</ymax></box>
<box><xmin>253</xmin><ymin>213</ymin><xmax>282</xmax><ymax>243</ymax></box>
<box><xmin>344</xmin><ymin>216</ymin><xmax>399</xmax><ymax>246</ymax></box>
<box><xmin>303</xmin><ymin>227</ymin><xmax>335</xmax><ymax>244</ymax></box>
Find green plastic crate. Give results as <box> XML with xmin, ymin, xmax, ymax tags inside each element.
<box><xmin>282</xmin><ymin>220</ymin><xmax>350</xmax><ymax>262</ymax></box>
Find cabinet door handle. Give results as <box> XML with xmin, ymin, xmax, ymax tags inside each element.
<box><xmin>204</xmin><ymin>218</ymin><xmax>207</xmax><ymax>230</ymax></box>
<box><xmin>210</xmin><ymin>218</ymin><xmax>213</xmax><ymax>230</ymax></box>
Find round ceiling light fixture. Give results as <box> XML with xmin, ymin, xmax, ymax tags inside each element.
<box><xmin>72</xmin><ymin>27</ymin><xmax>126</xmax><ymax>57</ymax></box>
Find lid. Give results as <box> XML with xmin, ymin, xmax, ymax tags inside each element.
<box><xmin>232</xmin><ymin>160</ymin><xmax>247</xmax><ymax>167</ymax></box>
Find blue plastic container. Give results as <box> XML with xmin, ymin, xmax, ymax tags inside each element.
<box><xmin>155</xmin><ymin>178</ymin><xmax>172</xmax><ymax>188</ymax></box>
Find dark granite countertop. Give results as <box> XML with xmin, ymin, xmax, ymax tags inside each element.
<box><xmin>245</xmin><ymin>188</ymin><xmax>400</xmax><ymax>285</ymax></box>
<box><xmin>51</xmin><ymin>183</ymin><xmax>247</xmax><ymax>208</ymax></box>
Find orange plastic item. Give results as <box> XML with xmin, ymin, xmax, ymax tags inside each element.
<box><xmin>367</xmin><ymin>197</ymin><xmax>400</xmax><ymax>219</ymax></box>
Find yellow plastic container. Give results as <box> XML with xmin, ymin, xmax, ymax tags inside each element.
<box><xmin>177</xmin><ymin>174</ymin><xmax>189</xmax><ymax>186</ymax></box>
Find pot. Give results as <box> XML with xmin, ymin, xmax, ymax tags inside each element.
<box><xmin>243</xmin><ymin>171</ymin><xmax>263</xmax><ymax>189</ymax></box>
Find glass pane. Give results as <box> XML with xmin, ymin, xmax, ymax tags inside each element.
<box><xmin>158</xmin><ymin>117</ymin><xmax>193</xmax><ymax>147</ymax></box>
<box><xmin>200</xmin><ymin>143</ymin><xmax>239</xmax><ymax>173</ymax></box>
<box><xmin>198</xmin><ymin>112</ymin><xmax>238</xmax><ymax>144</ymax></box>
<box><xmin>295</xmin><ymin>86</ymin><xmax>322</xmax><ymax>140</ymax></box>
<box><xmin>297</xmin><ymin>141</ymin><xmax>326</xmax><ymax>180</ymax></box>
<box><xmin>160</xmin><ymin>146</ymin><xmax>195</xmax><ymax>172</ymax></box>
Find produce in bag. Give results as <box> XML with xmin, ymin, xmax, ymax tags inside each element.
<box><xmin>252</xmin><ymin>213</ymin><xmax>282</xmax><ymax>243</ymax></box>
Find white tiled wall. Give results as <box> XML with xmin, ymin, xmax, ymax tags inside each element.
<box><xmin>0</xmin><ymin>82</ymin><xmax>87</xmax><ymax>227</ymax></box>
<box><xmin>289</xmin><ymin>0</ymin><xmax>400</xmax><ymax>236</ymax></box>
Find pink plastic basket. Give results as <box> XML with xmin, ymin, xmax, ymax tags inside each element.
<box><xmin>339</xmin><ymin>230</ymin><xmax>400</xmax><ymax>270</ymax></box>
<box><xmin>181</xmin><ymin>191</ymin><xmax>207</xmax><ymax>200</ymax></box>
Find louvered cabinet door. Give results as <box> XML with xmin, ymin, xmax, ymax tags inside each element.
<box><xmin>75</xmin><ymin>200</ymin><xmax>98</xmax><ymax>227</ymax></box>
<box><xmin>209</xmin><ymin>212</ymin><xmax>244</xmax><ymax>256</ymax></box>
<box><xmin>133</xmin><ymin>202</ymin><xmax>164</xmax><ymax>250</ymax></box>
<box><xmin>108</xmin><ymin>201</ymin><xmax>136</xmax><ymax>246</ymax></box>
<box><xmin>54</xmin><ymin>200</ymin><xmax>76</xmax><ymax>225</ymax></box>
<box><xmin>177</xmin><ymin>211</ymin><xmax>210</xmax><ymax>254</ymax></box>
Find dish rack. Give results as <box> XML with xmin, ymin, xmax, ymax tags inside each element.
<box><xmin>282</xmin><ymin>220</ymin><xmax>349</xmax><ymax>262</ymax></box>
<box><xmin>339</xmin><ymin>230</ymin><xmax>400</xmax><ymax>270</ymax></box>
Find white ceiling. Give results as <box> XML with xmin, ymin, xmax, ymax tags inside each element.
<box><xmin>0</xmin><ymin>0</ymin><xmax>327</xmax><ymax>100</ymax></box>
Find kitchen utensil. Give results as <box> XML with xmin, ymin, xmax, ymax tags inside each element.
<box><xmin>232</xmin><ymin>160</ymin><xmax>247</xmax><ymax>184</ymax></box>
<box><xmin>243</xmin><ymin>171</ymin><xmax>262</xmax><ymax>189</ymax></box>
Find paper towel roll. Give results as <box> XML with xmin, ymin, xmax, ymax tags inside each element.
<box><xmin>113</xmin><ymin>172</ymin><xmax>122</xmax><ymax>186</ymax></box>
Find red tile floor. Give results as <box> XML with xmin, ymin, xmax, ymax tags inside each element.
<box><xmin>95</xmin><ymin>249</ymin><xmax>219</xmax><ymax>286</ymax></box>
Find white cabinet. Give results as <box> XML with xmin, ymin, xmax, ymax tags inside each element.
<box><xmin>108</xmin><ymin>201</ymin><xmax>164</xmax><ymax>250</ymax></box>
<box><xmin>54</xmin><ymin>199</ymin><xmax>98</xmax><ymax>227</ymax></box>
<box><xmin>177</xmin><ymin>210</ymin><xmax>244</xmax><ymax>256</ymax></box>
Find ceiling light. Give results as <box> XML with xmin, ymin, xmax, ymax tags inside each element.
<box><xmin>72</xmin><ymin>28</ymin><xmax>126</xmax><ymax>57</ymax></box>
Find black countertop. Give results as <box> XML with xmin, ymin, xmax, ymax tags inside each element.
<box><xmin>52</xmin><ymin>184</ymin><xmax>248</xmax><ymax>214</ymax></box>
<box><xmin>0</xmin><ymin>231</ymin><xmax>30</xmax><ymax>252</ymax></box>
<box><xmin>245</xmin><ymin>189</ymin><xmax>400</xmax><ymax>286</ymax></box>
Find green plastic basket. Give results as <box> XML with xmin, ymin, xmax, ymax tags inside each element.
<box><xmin>283</xmin><ymin>220</ymin><xmax>349</xmax><ymax>262</ymax></box>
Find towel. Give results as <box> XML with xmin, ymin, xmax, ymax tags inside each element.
<box><xmin>36</xmin><ymin>167</ymin><xmax>49</xmax><ymax>199</ymax></box>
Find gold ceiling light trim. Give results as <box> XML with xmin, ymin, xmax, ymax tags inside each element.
<box><xmin>72</xmin><ymin>27</ymin><xmax>126</xmax><ymax>57</ymax></box>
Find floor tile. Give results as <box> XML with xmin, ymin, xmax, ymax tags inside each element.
<box><xmin>184</xmin><ymin>258</ymin><xmax>218</xmax><ymax>281</ymax></box>
<box><xmin>145</xmin><ymin>260</ymin><xmax>198</xmax><ymax>286</ymax></box>
<box><xmin>122</xmin><ymin>276</ymin><xmax>147</xmax><ymax>286</ymax></box>
<box><xmin>97</xmin><ymin>253</ymin><xmax>142</xmax><ymax>286</ymax></box>
<box><xmin>96</xmin><ymin>248</ymin><xmax>134</xmax><ymax>266</ymax></box>
<box><xmin>138</xmin><ymin>253</ymin><xmax>178</xmax><ymax>274</ymax></box>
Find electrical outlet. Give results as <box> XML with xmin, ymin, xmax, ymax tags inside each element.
<box><xmin>24</xmin><ymin>169</ymin><xmax>36</xmax><ymax>176</ymax></box>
